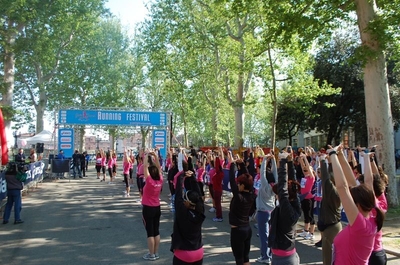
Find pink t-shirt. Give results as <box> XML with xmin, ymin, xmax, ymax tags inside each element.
<box><xmin>123</xmin><ymin>161</ymin><xmax>131</xmax><ymax>174</ymax></box>
<box><xmin>142</xmin><ymin>174</ymin><xmax>163</xmax><ymax>207</ymax></box>
<box><xmin>108</xmin><ymin>157</ymin><xmax>116</xmax><ymax>168</ymax></box>
<box><xmin>137</xmin><ymin>163</ymin><xmax>144</xmax><ymax>178</ymax></box>
<box><xmin>300</xmin><ymin>175</ymin><xmax>315</xmax><ymax>199</ymax></box>
<box><xmin>333</xmin><ymin>212</ymin><xmax>377</xmax><ymax>265</ymax></box>
<box><xmin>173</xmin><ymin>170</ymin><xmax>183</xmax><ymax>189</ymax></box>
<box><xmin>372</xmin><ymin>193</ymin><xmax>388</xmax><ymax>251</ymax></box>
<box><xmin>196</xmin><ymin>168</ymin><xmax>205</xmax><ymax>183</ymax></box>
<box><xmin>101</xmin><ymin>157</ymin><xmax>106</xmax><ymax>167</ymax></box>
<box><xmin>166</xmin><ymin>157</ymin><xmax>172</xmax><ymax>170</ymax></box>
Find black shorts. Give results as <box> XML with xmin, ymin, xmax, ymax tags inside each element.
<box><xmin>137</xmin><ymin>177</ymin><xmax>145</xmax><ymax>192</ymax></box>
<box><xmin>142</xmin><ymin>205</ymin><xmax>161</xmax><ymax>237</ymax></box>
<box><xmin>96</xmin><ymin>165</ymin><xmax>102</xmax><ymax>173</ymax></box>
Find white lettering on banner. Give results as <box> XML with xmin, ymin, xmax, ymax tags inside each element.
<box><xmin>155</xmin><ymin>131</ymin><xmax>165</xmax><ymax>137</ymax></box>
<box><xmin>61</xmin><ymin>137</ymin><xmax>71</xmax><ymax>142</ymax></box>
<box><xmin>0</xmin><ymin>179</ymin><xmax>6</xmax><ymax>193</ymax></box>
<box><xmin>126</xmin><ymin>113</ymin><xmax>150</xmax><ymax>122</ymax></box>
<box><xmin>61</xmin><ymin>144</ymin><xmax>72</xmax><ymax>149</ymax></box>
<box><xmin>61</xmin><ymin>131</ymin><xmax>72</xmax><ymax>136</ymax></box>
<box><xmin>97</xmin><ymin>111</ymin><xmax>122</xmax><ymax>121</ymax></box>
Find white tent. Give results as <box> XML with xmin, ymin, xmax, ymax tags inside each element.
<box><xmin>22</xmin><ymin>130</ymin><xmax>56</xmax><ymax>148</ymax></box>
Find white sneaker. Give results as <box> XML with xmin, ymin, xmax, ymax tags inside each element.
<box><xmin>124</xmin><ymin>193</ymin><xmax>130</xmax><ymax>198</ymax></box>
<box><xmin>209</xmin><ymin>207</ymin><xmax>216</xmax><ymax>213</ymax></box>
<box><xmin>298</xmin><ymin>230</ymin><xmax>308</xmax><ymax>238</ymax></box>
<box><xmin>256</xmin><ymin>256</ymin><xmax>271</xmax><ymax>264</ymax></box>
<box><xmin>305</xmin><ymin>232</ymin><xmax>314</xmax><ymax>240</ymax></box>
<box><xmin>142</xmin><ymin>253</ymin><xmax>156</xmax><ymax>261</ymax></box>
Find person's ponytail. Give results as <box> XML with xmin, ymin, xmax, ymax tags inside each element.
<box><xmin>375</xmin><ymin>206</ymin><xmax>385</xmax><ymax>232</ymax></box>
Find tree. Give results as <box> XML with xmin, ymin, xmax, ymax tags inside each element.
<box><xmin>0</xmin><ymin>0</ymin><xmax>107</xmax><ymax>139</ymax></box>
<box><xmin>353</xmin><ymin>0</ymin><xmax>399</xmax><ymax>206</ymax></box>
<box><xmin>310</xmin><ymin>32</ymin><xmax>367</xmax><ymax>145</ymax></box>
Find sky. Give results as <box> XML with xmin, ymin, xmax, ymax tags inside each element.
<box><xmin>104</xmin><ymin>0</ymin><xmax>149</xmax><ymax>31</ymax></box>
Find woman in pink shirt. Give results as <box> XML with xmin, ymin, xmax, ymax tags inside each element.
<box><xmin>122</xmin><ymin>149</ymin><xmax>132</xmax><ymax>197</ymax></box>
<box><xmin>360</xmin><ymin>152</ymin><xmax>388</xmax><ymax>265</ymax></box>
<box><xmin>100</xmin><ymin>149</ymin><xmax>107</xmax><ymax>182</ymax></box>
<box><xmin>107</xmin><ymin>152</ymin><xmax>117</xmax><ymax>184</ymax></box>
<box><xmin>329</xmin><ymin>145</ymin><xmax>384</xmax><ymax>265</ymax></box>
<box><xmin>298</xmin><ymin>153</ymin><xmax>316</xmax><ymax>240</ymax></box>
<box><xmin>136</xmin><ymin>155</ymin><xmax>144</xmax><ymax>202</ymax></box>
<box><xmin>142</xmin><ymin>151</ymin><xmax>163</xmax><ymax>261</ymax></box>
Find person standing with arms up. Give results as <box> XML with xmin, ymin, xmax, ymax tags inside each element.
<box><xmin>328</xmin><ymin>145</ymin><xmax>384</xmax><ymax>265</ymax></box>
<box><xmin>316</xmin><ymin>153</ymin><xmax>342</xmax><ymax>265</ymax></box>
<box><xmin>228</xmin><ymin>159</ymin><xmax>256</xmax><ymax>265</ymax></box>
<box><xmin>142</xmin><ymin>151</ymin><xmax>163</xmax><ymax>261</ymax></box>
<box><xmin>255</xmin><ymin>153</ymin><xmax>277</xmax><ymax>264</ymax></box>
<box><xmin>268</xmin><ymin>149</ymin><xmax>302</xmax><ymax>265</ymax></box>
<box><xmin>170</xmin><ymin>169</ymin><xmax>205</xmax><ymax>264</ymax></box>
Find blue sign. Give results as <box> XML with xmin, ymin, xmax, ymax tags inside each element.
<box><xmin>58</xmin><ymin>128</ymin><xmax>74</xmax><ymax>158</ymax></box>
<box><xmin>59</xmin><ymin>109</ymin><xmax>168</xmax><ymax>126</ymax></box>
<box><xmin>25</xmin><ymin>161</ymin><xmax>45</xmax><ymax>184</ymax></box>
<box><xmin>152</xmin><ymin>130</ymin><xmax>167</xmax><ymax>160</ymax></box>
<box><xmin>0</xmin><ymin>171</ymin><xmax>6</xmax><ymax>201</ymax></box>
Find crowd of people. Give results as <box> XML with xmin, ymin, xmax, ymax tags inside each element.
<box><xmin>160</xmin><ymin>145</ymin><xmax>388</xmax><ymax>265</ymax></box>
<box><xmin>2</xmin><ymin>143</ymin><xmax>390</xmax><ymax>265</ymax></box>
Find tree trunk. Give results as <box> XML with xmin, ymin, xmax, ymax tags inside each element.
<box><xmin>34</xmin><ymin>87</ymin><xmax>48</xmax><ymax>133</ymax></box>
<box><xmin>79</xmin><ymin>126</ymin><xmax>85</xmax><ymax>152</ymax></box>
<box><xmin>2</xmin><ymin>21</ymin><xmax>18</xmax><ymax>142</ymax></box>
<box><xmin>211</xmin><ymin>109</ymin><xmax>218</xmax><ymax>147</ymax></box>
<box><xmin>234</xmin><ymin>106</ymin><xmax>244</xmax><ymax>149</ymax></box>
<box><xmin>355</xmin><ymin>0</ymin><xmax>398</xmax><ymax>206</ymax></box>
<box><xmin>268</xmin><ymin>43</ymin><xmax>278</xmax><ymax>150</ymax></box>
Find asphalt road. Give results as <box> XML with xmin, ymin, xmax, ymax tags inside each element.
<box><xmin>1</xmin><ymin>169</ymin><xmax>399</xmax><ymax>265</ymax></box>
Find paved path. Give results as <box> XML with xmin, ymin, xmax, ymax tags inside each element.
<box><xmin>1</xmin><ymin>168</ymin><xmax>399</xmax><ymax>265</ymax></box>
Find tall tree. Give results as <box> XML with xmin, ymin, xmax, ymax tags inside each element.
<box><xmin>353</xmin><ymin>0</ymin><xmax>399</xmax><ymax>206</ymax></box>
<box><xmin>1</xmin><ymin>0</ymin><xmax>106</xmax><ymax>135</ymax></box>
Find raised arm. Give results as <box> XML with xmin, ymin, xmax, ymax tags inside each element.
<box><xmin>219</xmin><ymin>147</ymin><xmax>225</xmax><ymax>163</ymax></box>
<box><xmin>143</xmin><ymin>152</ymin><xmax>150</xmax><ymax>179</ymax></box>
<box><xmin>178</xmin><ymin>148</ymin><xmax>184</xmax><ymax>172</ymax></box>
<box><xmin>229</xmin><ymin>161</ymin><xmax>239</xmax><ymax>196</ymax></box>
<box><xmin>362</xmin><ymin>152</ymin><xmax>374</xmax><ymax>192</ymax></box>
<box><xmin>260</xmin><ymin>155</ymin><xmax>268</xmax><ymax>187</ymax></box>
<box><xmin>329</xmin><ymin>147</ymin><xmax>358</xmax><ymax>225</ymax></box>
<box><xmin>337</xmin><ymin>148</ymin><xmax>357</xmax><ymax>188</ymax></box>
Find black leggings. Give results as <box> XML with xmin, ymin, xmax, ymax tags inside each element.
<box><xmin>124</xmin><ymin>174</ymin><xmax>129</xmax><ymax>188</ymax></box>
<box><xmin>173</xmin><ymin>256</ymin><xmax>203</xmax><ymax>265</ymax></box>
<box><xmin>142</xmin><ymin>205</ymin><xmax>161</xmax><ymax>237</ymax></box>
<box><xmin>369</xmin><ymin>249</ymin><xmax>387</xmax><ymax>265</ymax></box>
<box><xmin>230</xmin><ymin>225</ymin><xmax>252</xmax><ymax>265</ymax></box>
<box><xmin>301</xmin><ymin>198</ymin><xmax>315</xmax><ymax>224</ymax></box>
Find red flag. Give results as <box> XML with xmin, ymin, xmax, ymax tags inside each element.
<box><xmin>0</xmin><ymin>108</ymin><xmax>9</xmax><ymax>165</ymax></box>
